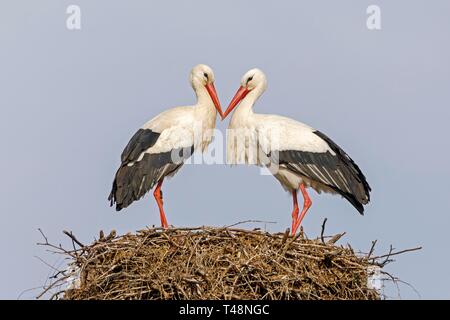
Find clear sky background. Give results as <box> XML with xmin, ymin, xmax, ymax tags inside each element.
<box><xmin>1</xmin><ymin>0</ymin><xmax>449</xmax><ymax>299</ymax></box>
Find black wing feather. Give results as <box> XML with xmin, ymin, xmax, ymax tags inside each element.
<box><xmin>108</xmin><ymin>128</ymin><xmax>193</xmax><ymax>211</ymax></box>
<box><xmin>314</xmin><ymin>130</ymin><xmax>371</xmax><ymax>200</ymax></box>
<box><xmin>274</xmin><ymin>130</ymin><xmax>371</xmax><ymax>214</ymax></box>
<box><xmin>120</xmin><ymin>129</ymin><xmax>160</xmax><ymax>164</ymax></box>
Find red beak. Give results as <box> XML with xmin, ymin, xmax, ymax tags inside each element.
<box><xmin>205</xmin><ymin>83</ymin><xmax>224</xmax><ymax>119</ymax></box>
<box><xmin>222</xmin><ymin>86</ymin><xmax>250</xmax><ymax>119</ymax></box>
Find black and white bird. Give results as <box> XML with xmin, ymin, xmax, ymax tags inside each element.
<box><xmin>109</xmin><ymin>64</ymin><xmax>223</xmax><ymax>228</ymax></box>
<box><xmin>222</xmin><ymin>69</ymin><xmax>371</xmax><ymax>235</ymax></box>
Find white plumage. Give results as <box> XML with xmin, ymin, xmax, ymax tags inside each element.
<box><xmin>223</xmin><ymin>68</ymin><xmax>371</xmax><ymax>234</ymax></box>
<box><xmin>109</xmin><ymin>64</ymin><xmax>223</xmax><ymax>228</ymax></box>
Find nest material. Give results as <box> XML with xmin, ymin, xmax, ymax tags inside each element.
<box><xmin>56</xmin><ymin>226</ymin><xmax>382</xmax><ymax>300</ymax></box>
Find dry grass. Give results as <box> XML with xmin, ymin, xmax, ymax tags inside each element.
<box><xmin>35</xmin><ymin>223</ymin><xmax>416</xmax><ymax>300</ymax></box>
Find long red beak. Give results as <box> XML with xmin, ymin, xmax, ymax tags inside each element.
<box><xmin>205</xmin><ymin>83</ymin><xmax>224</xmax><ymax>119</ymax></box>
<box><xmin>222</xmin><ymin>86</ymin><xmax>250</xmax><ymax>119</ymax></box>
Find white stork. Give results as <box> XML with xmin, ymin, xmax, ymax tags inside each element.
<box><xmin>109</xmin><ymin>64</ymin><xmax>223</xmax><ymax>228</ymax></box>
<box><xmin>222</xmin><ymin>69</ymin><xmax>371</xmax><ymax>235</ymax></box>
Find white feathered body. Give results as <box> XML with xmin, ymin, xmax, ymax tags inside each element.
<box><xmin>142</xmin><ymin>102</ymin><xmax>217</xmax><ymax>156</ymax></box>
<box><xmin>226</xmin><ymin>99</ymin><xmax>338</xmax><ymax>195</ymax></box>
<box><xmin>224</xmin><ymin>67</ymin><xmax>370</xmax><ymax>215</ymax></box>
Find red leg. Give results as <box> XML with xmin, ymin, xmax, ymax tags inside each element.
<box><xmin>153</xmin><ymin>179</ymin><xmax>169</xmax><ymax>229</ymax></box>
<box><xmin>291</xmin><ymin>190</ymin><xmax>299</xmax><ymax>235</ymax></box>
<box><xmin>292</xmin><ymin>183</ymin><xmax>312</xmax><ymax>235</ymax></box>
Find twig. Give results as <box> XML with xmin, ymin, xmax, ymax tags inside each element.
<box><xmin>17</xmin><ymin>286</ymin><xmax>45</xmax><ymax>300</ymax></box>
<box><xmin>367</xmin><ymin>240</ymin><xmax>377</xmax><ymax>259</ymax></box>
<box><xmin>370</xmin><ymin>246</ymin><xmax>422</xmax><ymax>261</ymax></box>
<box><xmin>224</xmin><ymin>220</ymin><xmax>277</xmax><ymax>228</ymax></box>
<box><xmin>49</xmin><ymin>290</ymin><xmax>65</xmax><ymax>301</ymax></box>
<box><xmin>37</xmin><ymin>229</ymin><xmax>79</xmax><ymax>258</ymax></box>
<box><xmin>63</xmin><ymin>230</ymin><xmax>85</xmax><ymax>248</ymax></box>
<box><xmin>382</xmin><ymin>245</ymin><xmax>394</xmax><ymax>266</ymax></box>
<box><xmin>281</xmin><ymin>228</ymin><xmax>289</xmax><ymax>245</ymax></box>
<box><xmin>320</xmin><ymin>218</ymin><xmax>328</xmax><ymax>243</ymax></box>
<box><xmin>327</xmin><ymin>232</ymin><xmax>346</xmax><ymax>245</ymax></box>
<box><xmin>38</xmin><ymin>228</ymin><xmax>48</xmax><ymax>244</ymax></box>
<box><xmin>36</xmin><ymin>274</ymin><xmax>71</xmax><ymax>299</ymax></box>
<box><xmin>34</xmin><ymin>256</ymin><xmax>65</xmax><ymax>276</ymax></box>
<box><xmin>385</xmin><ymin>275</ymin><xmax>421</xmax><ymax>299</ymax></box>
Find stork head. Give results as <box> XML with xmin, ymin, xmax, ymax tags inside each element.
<box><xmin>190</xmin><ymin>64</ymin><xmax>223</xmax><ymax>118</ymax></box>
<box><xmin>222</xmin><ymin>68</ymin><xmax>267</xmax><ymax>119</ymax></box>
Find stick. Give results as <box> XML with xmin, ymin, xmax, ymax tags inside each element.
<box><xmin>224</xmin><ymin>220</ymin><xmax>277</xmax><ymax>228</ymax></box>
<box><xmin>63</xmin><ymin>230</ymin><xmax>85</xmax><ymax>248</ymax></box>
<box><xmin>281</xmin><ymin>228</ymin><xmax>290</xmax><ymax>245</ymax></box>
<box><xmin>38</xmin><ymin>228</ymin><xmax>48</xmax><ymax>244</ymax></box>
<box><xmin>320</xmin><ymin>218</ymin><xmax>328</xmax><ymax>243</ymax></box>
<box><xmin>367</xmin><ymin>240</ymin><xmax>377</xmax><ymax>259</ymax></box>
<box><xmin>327</xmin><ymin>232</ymin><xmax>346</xmax><ymax>245</ymax></box>
<box><xmin>370</xmin><ymin>246</ymin><xmax>422</xmax><ymax>261</ymax></box>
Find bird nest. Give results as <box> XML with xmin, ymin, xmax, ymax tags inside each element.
<box><xmin>37</xmin><ymin>223</ymin><xmax>419</xmax><ymax>300</ymax></box>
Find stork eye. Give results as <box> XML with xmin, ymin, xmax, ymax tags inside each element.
<box><xmin>203</xmin><ymin>72</ymin><xmax>209</xmax><ymax>80</ymax></box>
<box><xmin>247</xmin><ymin>76</ymin><xmax>253</xmax><ymax>83</ymax></box>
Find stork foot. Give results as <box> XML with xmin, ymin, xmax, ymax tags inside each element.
<box><xmin>292</xmin><ymin>183</ymin><xmax>312</xmax><ymax>235</ymax></box>
<box><xmin>153</xmin><ymin>180</ymin><xmax>169</xmax><ymax>229</ymax></box>
<box><xmin>291</xmin><ymin>190</ymin><xmax>299</xmax><ymax>235</ymax></box>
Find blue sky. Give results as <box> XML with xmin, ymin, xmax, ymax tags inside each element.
<box><xmin>1</xmin><ymin>0</ymin><xmax>449</xmax><ymax>299</ymax></box>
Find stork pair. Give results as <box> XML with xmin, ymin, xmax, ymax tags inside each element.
<box><xmin>109</xmin><ymin>64</ymin><xmax>371</xmax><ymax>235</ymax></box>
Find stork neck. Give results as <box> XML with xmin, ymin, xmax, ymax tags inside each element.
<box><xmin>232</xmin><ymin>88</ymin><xmax>262</xmax><ymax>119</ymax></box>
<box><xmin>194</xmin><ymin>86</ymin><xmax>213</xmax><ymax>106</ymax></box>
<box><xmin>193</xmin><ymin>85</ymin><xmax>216</xmax><ymax>122</ymax></box>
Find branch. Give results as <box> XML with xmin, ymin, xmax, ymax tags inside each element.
<box><xmin>38</xmin><ymin>228</ymin><xmax>48</xmax><ymax>244</ymax></box>
<box><xmin>37</xmin><ymin>229</ymin><xmax>79</xmax><ymax>258</ymax></box>
<box><xmin>224</xmin><ymin>220</ymin><xmax>277</xmax><ymax>228</ymax></box>
<box><xmin>63</xmin><ymin>230</ymin><xmax>85</xmax><ymax>248</ymax></box>
<box><xmin>370</xmin><ymin>246</ymin><xmax>422</xmax><ymax>261</ymax></box>
<box><xmin>326</xmin><ymin>232</ymin><xmax>346</xmax><ymax>245</ymax></box>
<box><xmin>36</xmin><ymin>274</ymin><xmax>71</xmax><ymax>299</ymax></box>
<box><xmin>281</xmin><ymin>228</ymin><xmax>290</xmax><ymax>245</ymax></box>
<box><xmin>34</xmin><ymin>256</ymin><xmax>65</xmax><ymax>276</ymax></box>
<box><xmin>320</xmin><ymin>218</ymin><xmax>328</xmax><ymax>243</ymax></box>
<box><xmin>367</xmin><ymin>240</ymin><xmax>377</xmax><ymax>259</ymax></box>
